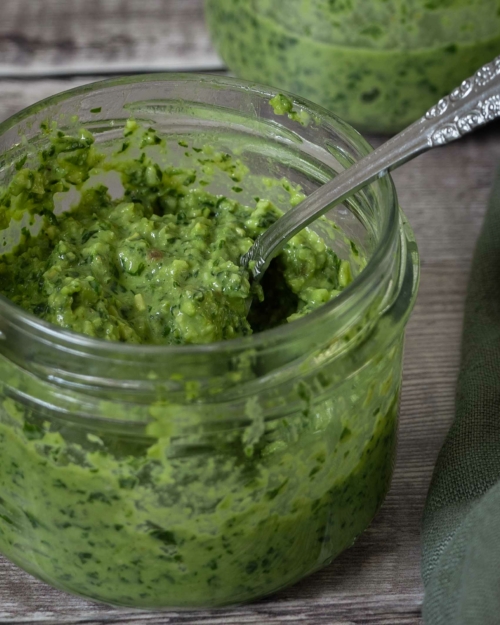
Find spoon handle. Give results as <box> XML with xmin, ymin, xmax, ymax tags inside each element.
<box><xmin>244</xmin><ymin>56</ymin><xmax>500</xmax><ymax>280</ymax></box>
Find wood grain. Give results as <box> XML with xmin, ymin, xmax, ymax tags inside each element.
<box><xmin>0</xmin><ymin>0</ymin><xmax>222</xmax><ymax>76</ymax></box>
<box><xmin>1</xmin><ymin>84</ymin><xmax>498</xmax><ymax>623</ymax></box>
<box><xmin>0</xmin><ymin>77</ymin><xmax>99</xmax><ymax>122</ymax></box>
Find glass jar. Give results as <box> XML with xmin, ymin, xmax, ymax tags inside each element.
<box><xmin>0</xmin><ymin>75</ymin><xmax>419</xmax><ymax>608</ymax></box>
<box><xmin>206</xmin><ymin>0</ymin><xmax>500</xmax><ymax>133</ymax></box>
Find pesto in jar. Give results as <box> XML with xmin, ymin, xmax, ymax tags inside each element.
<box><xmin>0</xmin><ymin>117</ymin><xmax>403</xmax><ymax>609</ymax></box>
<box><xmin>206</xmin><ymin>0</ymin><xmax>500</xmax><ymax>133</ymax></box>
<box><xmin>0</xmin><ymin>120</ymin><xmax>353</xmax><ymax>345</ymax></box>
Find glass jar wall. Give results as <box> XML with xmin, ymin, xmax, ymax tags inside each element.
<box><xmin>0</xmin><ymin>75</ymin><xmax>419</xmax><ymax>607</ymax></box>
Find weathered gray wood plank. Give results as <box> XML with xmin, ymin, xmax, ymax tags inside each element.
<box><xmin>0</xmin><ymin>78</ymin><xmax>99</xmax><ymax>122</ymax></box>
<box><xmin>0</xmin><ymin>0</ymin><xmax>222</xmax><ymax>76</ymax></box>
<box><xmin>0</xmin><ymin>78</ymin><xmax>499</xmax><ymax>624</ymax></box>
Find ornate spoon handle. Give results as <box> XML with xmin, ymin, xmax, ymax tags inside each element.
<box><xmin>243</xmin><ymin>56</ymin><xmax>500</xmax><ymax>280</ymax></box>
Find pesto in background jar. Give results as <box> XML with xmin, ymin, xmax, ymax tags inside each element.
<box><xmin>206</xmin><ymin>0</ymin><xmax>500</xmax><ymax>133</ymax></box>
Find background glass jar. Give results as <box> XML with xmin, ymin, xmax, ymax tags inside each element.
<box><xmin>0</xmin><ymin>75</ymin><xmax>419</xmax><ymax>608</ymax></box>
<box><xmin>206</xmin><ymin>0</ymin><xmax>500</xmax><ymax>133</ymax></box>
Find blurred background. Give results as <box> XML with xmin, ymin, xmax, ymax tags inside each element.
<box><xmin>0</xmin><ymin>0</ymin><xmax>223</xmax><ymax>123</ymax></box>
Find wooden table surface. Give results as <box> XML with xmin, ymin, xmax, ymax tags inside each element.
<box><xmin>1</xmin><ymin>2</ymin><xmax>499</xmax><ymax>624</ymax></box>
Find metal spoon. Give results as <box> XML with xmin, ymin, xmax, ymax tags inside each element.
<box><xmin>241</xmin><ymin>55</ymin><xmax>500</xmax><ymax>283</ymax></box>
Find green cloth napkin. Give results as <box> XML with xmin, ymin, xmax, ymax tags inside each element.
<box><xmin>422</xmin><ymin>169</ymin><xmax>500</xmax><ymax>624</ymax></box>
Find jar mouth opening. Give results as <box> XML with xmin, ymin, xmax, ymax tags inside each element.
<box><xmin>0</xmin><ymin>73</ymin><xmax>400</xmax><ymax>357</ymax></box>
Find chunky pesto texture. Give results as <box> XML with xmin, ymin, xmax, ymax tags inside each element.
<box><xmin>0</xmin><ymin>121</ymin><xmax>351</xmax><ymax>345</ymax></box>
<box><xmin>206</xmin><ymin>0</ymin><xmax>500</xmax><ymax>132</ymax></box>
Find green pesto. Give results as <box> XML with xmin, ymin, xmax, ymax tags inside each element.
<box><xmin>0</xmin><ymin>121</ymin><xmax>351</xmax><ymax>345</ymax></box>
<box><xmin>0</xmin><ymin>118</ymin><xmax>402</xmax><ymax>608</ymax></box>
<box><xmin>206</xmin><ymin>0</ymin><xmax>500</xmax><ymax>133</ymax></box>
<box><xmin>0</xmin><ymin>375</ymin><xmax>400</xmax><ymax>607</ymax></box>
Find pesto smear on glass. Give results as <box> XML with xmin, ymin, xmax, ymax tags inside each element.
<box><xmin>0</xmin><ymin>120</ymin><xmax>352</xmax><ymax>345</ymax></box>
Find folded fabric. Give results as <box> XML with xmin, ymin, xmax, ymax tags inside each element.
<box><xmin>422</xmin><ymin>168</ymin><xmax>500</xmax><ymax>624</ymax></box>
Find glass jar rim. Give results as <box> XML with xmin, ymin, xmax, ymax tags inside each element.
<box><xmin>0</xmin><ymin>73</ymin><xmax>400</xmax><ymax>359</ymax></box>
